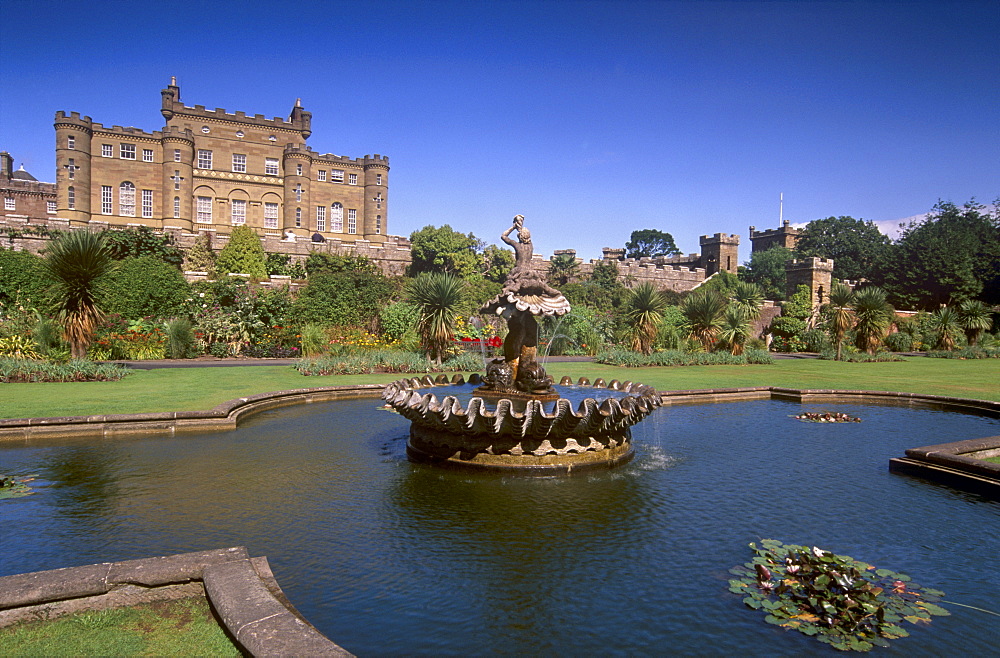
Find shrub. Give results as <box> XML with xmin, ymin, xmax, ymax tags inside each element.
<box><xmin>0</xmin><ymin>247</ymin><xmax>51</xmax><ymax>308</ymax></box>
<box><xmin>883</xmin><ymin>331</ymin><xmax>916</xmax><ymax>352</ymax></box>
<box><xmin>99</xmin><ymin>256</ymin><xmax>191</xmax><ymax>320</ymax></box>
<box><xmin>0</xmin><ymin>358</ymin><xmax>131</xmax><ymax>382</ymax></box>
<box><xmin>594</xmin><ymin>348</ymin><xmax>773</xmax><ymax>367</ymax></box>
<box><xmin>925</xmin><ymin>347</ymin><xmax>1000</xmax><ymax>359</ymax></box>
<box><xmin>165</xmin><ymin>317</ymin><xmax>197</xmax><ymax>359</ymax></box>
<box><xmin>292</xmin><ymin>271</ymin><xmax>394</xmax><ymax>328</ymax></box>
<box><xmin>215</xmin><ymin>225</ymin><xmax>267</xmax><ymax>278</ymax></box>
<box><xmin>295</xmin><ymin>350</ymin><xmax>481</xmax><ymax>376</ymax></box>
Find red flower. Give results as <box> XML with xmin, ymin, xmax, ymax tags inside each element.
<box><xmin>487</xmin><ymin>336</ymin><xmax>503</xmax><ymax>348</ymax></box>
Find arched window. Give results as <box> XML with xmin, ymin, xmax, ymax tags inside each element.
<box><xmin>119</xmin><ymin>182</ymin><xmax>135</xmax><ymax>216</ymax></box>
<box><xmin>173</xmin><ymin>196</ymin><xmax>180</xmax><ymax>219</ymax></box>
<box><xmin>68</xmin><ymin>186</ymin><xmax>75</xmax><ymax>210</ymax></box>
<box><xmin>331</xmin><ymin>203</ymin><xmax>343</xmax><ymax>232</ymax></box>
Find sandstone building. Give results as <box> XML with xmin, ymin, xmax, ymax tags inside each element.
<box><xmin>53</xmin><ymin>79</ymin><xmax>389</xmax><ymax>244</ymax></box>
<box><xmin>1</xmin><ymin>152</ymin><xmax>56</xmax><ymax>223</ymax></box>
<box><xmin>749</xmin><ymin>219</ymin><xmax>801</xmax><ymax>252</ymax></box>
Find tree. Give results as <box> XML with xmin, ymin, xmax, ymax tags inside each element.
<box><xmin>729</xmin><ymin>280</ymin><xmax>764</xmax><ymax>322</ymax></box>
<box><xmin>406</xmin><ymin>272</ymin><xmax>465</xmax><ymax>365</ymax></box>
<box><xmin>590</xmin><ymin>259</ymin><xmax>622</xmax><ymax>290</ymax></box>
<box><xmin>625</xmin><ymin>229</ymin><xmax>681</xmax><ymax>259</ymax></box>
<box><xmin>624</xmin><ymin>282</ymin><xmax>666</xmax><ymax>355</ymax></box>
<box><xmin>479</xmin><ymin>244</ymin><xmax>514</xmax><ymax>284</ymax></box>
<box><xmin>794</xmin><ymin>216</ymin><xmax>890</xmax><ymax>282</ymax></box>
<box><xmin>957</xmin><ymin>299</ymin><xmax>992</xmax><ymax>347</ymax></box>
<box><xmin>875</xmin><ymin>200</ymin><xmax>1000</xmax><ymax>309</ymax></box>
<box><xmin>215</xmin><ymin>226</ymin><xmax>267</xmax><ymax>279</ymax></box>
<box><xmin>717</xmin><ymin>305</ymin><xmax>753</xmax><ymax>355</ymax></box>
<box><xmin>739</xmin><ymin>247</ymin><xmax>794</xmax><ymax>301</ymax></box>
<box><xmin>852</xmin><ymin>287</ymin><xmax>893</xmax><ymax>354</ymax></box>
<box><xmin>42</xmin><ymin>230</ymin><xmax>115</xmax><ymax>359</ymax></box>
<box><xmin>681</xmin><ymin>288</ymin><xmax>726</xmax><ymax>350</ymax></box>
<box><xmin>548</xmin><ymin>253</ymin><xmax>580</xmax><ymax>287</ymax></box>
<box><xmin>825</xmin><ymin>283</ymin><xmax>855</xmax><ymax>361</ymax></box>
<box><xmin>183</xmin><ymin>232</ymin><xmax>216</xmax><ymax>274</ymax></box>
<box><xmin>409</xmin><ymin>225</ymin><xmax>481</xmax><ymax>277</ymax></box>
<box><xmin>103</xmin><ymin>226</ymin><xmax>184</xmax><ymax>268</ymax></box>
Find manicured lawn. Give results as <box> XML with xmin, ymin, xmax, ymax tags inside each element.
<box><xmin>2</xmin><ymin>357</ymin><xmax>998</xmax><ymax>420</ymax></box>
<box><xmin>0</xmin><ymin>597</ymin><xmax>240</xmax><ymax>657</ymax></box>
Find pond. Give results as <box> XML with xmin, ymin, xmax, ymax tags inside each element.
<box><xmin>2</xmin><ymin>398</ymin><xmax>999</xmax><ymax>655</ymax></box>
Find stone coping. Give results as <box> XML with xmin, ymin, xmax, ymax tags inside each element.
<box><xmin>0</xmin><ymin>547</ymin><xmax>352</xmax><ymax>656</ymax></box>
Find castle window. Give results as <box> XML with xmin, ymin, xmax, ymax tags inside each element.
<box><xmin>317</xmin><ymin>170</ymin><xmax>326</xmax><ymax>182</ymax></box>
<box><xmin>330</xmin><ymin>170</ymin><xmax>344</xmax><ymax>183</ymax></box>
<box><xmin>174</xmin><ymin>149</ymin><xmax>181</xmax><ymax>162</ymax></box>
<box><xmin>48</xmin><ymin>201</ymin><xmax>57</xmax><ymax>214</ymax></box>
<box><xmin>376</xmin><ymin>215</ymin><xmax>381</xmax><ymax>234</ymax></box>
<box><xmin>173</xmin><ymin>196</ymin><xmax>180</xmax><ymax>219</ymax></box>
<box><xmin>376</xmin><ymin>174</ymin><xmax>382</xmax><ymax>185</ymax></box>
<box><xmin>101</xmin><ymin>144</ymin><xmax>113</xmax><ymax>157</ymax></box>
<box><xmin>172</xmin><ymin>170</ymin><xmax>182</xmax><ymax>190</ymax></box>
<box><xmin>196</xmin><ymin>196</ymin><xmax>212</xmax><ymax>224</ymax></box>
<box><xmin>264</xmin><ymin>202</ymin><xmax>279</xmax><ymax>229</ymax></box>
<box><xmin>142</xmin><ymin>149</ymin><xmax>154</xmax><ymax>162</ymax></box>
<box><xmin>316</xmin><ymin>206</ymin><xmax>326</xmax><ymax>232</ymax></box>
<box><xmin>295</xmin><ymin>207</ymin><xmax>301</xmax><ymax>228</ymax></box>
<box><xmin>197</xmin><ymin>149</ymin><xmax>212</xmax><ymax>169</ymax></box>
<box><xmin>68</xmin><ymin>136</ymin><xmax>75</xmax><ymax>149</ymax></box>
<box><xmin>296</xmin><ymin>163</ymin><xmax>303</xmax><ymax>176</ymax></box>
<box><xmin>268</xmin><ymin>135</ymin><xmax>277</xmax><ymax>142</ymax></box>
<box><xmin>201</xmin><ymin>126</ymin><xmax>210</xmax><ymax>133</ymax></box>
<box><xmin>101</xmin><ymin>186</ymin><xmax>112</xmax><ymax>214</ymax></box>
<box><xmin>374</xmin><ymin>193</ymin><xmax>382</xmax><ymax>209</ymax></box>
<box><xmin>232</xmin><ymin>154</ymin><xmax>246</xmax><ymax>173</ymax></box>
<box><xmin>141</xmin><ymin>189</ymin><xmax>153</xmax><ymax>218</ymax></box>
<box><xmin>295</xmin><ymin>184</ymin><xmax>302</xmax><ymax>202</ymax></box>
<box><xmin>4</xmin><ymin>198</ymin><xmax>15</xmax><ymax>211</ymax></box>
<box><xmin>235</xmin><ymin>130</ymin><xmax>244</xmax><ymax>138</ymax></box>
<box><xmin>120</xmin><ymin>144</ymin><xmax>136</xmax><ymax>160</ymax></box>
<box><xmin>68</xmin><ymin>187</ymin><xmax>75</xmax><ymax>210</ymax></box>
<box><xmin>347</xmin><ymin>208</ymin><xmax>357</xmax><ymax>234</ymax></box>
<box><xmin>331</xmin><ymin>203</ymin><xmax>343</xmax><ymax>232</ymax></box>
<box><xmin>265</xmin><ymin>158</ymin><xmax>279</xmax><ymax>176</ymax></box>
<box><xmin>231</xmin><ymin>199</ymin><xmax>246</xmax><ymax>225</ymax></box>
<box><xmin>67</xmin><ymin>158</ymin><xmax>75</xmax><ymax>179</ymax></box>
<box><xmin>119</xmin><ymin>182</ymin><xmax>136</xmax><ymax>216</ymax></box>
<box><xmin>348</xmin><ymin>173</ymin><xmax>357</xmax><ymax>185</ymax></box>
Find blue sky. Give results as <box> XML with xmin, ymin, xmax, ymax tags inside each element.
<box><xmin>2</xmin><ymin>0</ymin><xmax>997</xmax><ymax>261</ymax></box>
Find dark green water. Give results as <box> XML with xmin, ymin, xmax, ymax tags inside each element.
<box><xmin>2</xmin><ymin>398</ymin><xmax>998</xmax><ymax>655</ymax></box>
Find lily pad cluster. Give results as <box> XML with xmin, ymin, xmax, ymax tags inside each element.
<box><xmin>729</xmin><ymin>540</ymin><xmax>949</xmax><ymax>651</ymax></box>
<box><xmin>0</xmin><ymin>475</ymin><xmax>35</xmax><ymax>500</ymax></box>
<box><xmin>793</xmin><ymin>411</ymin><xmax>862</xmax><ymax>423</ymax></box>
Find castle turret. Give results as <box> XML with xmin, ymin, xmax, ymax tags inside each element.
<box><xmin>750</xmin><ymin>219</ymin><xmax>801</xmax><ymax>252</ymax></box>
<box><xmin>54</xmin><ymin>111</ymin><xmax>94</xmax><ymax>225</ymax></box>
<box><xmin>699</xmin><ymin>233</ymin><xmax>740</xmax><ymax>275</ymax></box>
<box><xmin>289</xmin><ymin>98</ymin><xmax>312</xmax><ymax>139</ymax></box>
<box><xmin>362</xmin><ymin>155</ymin><xmax>389</xmax><ymax>241</ymax></box>
<box><xmin>786</xmin><ymin>257</ymin><xmax>834</xmax><ymax>308</ymax></box>
<box><xmin>161</xmin><ymin>126</ymin><xmax>195</xmax><ymax>229</ymax></box>
<box><xmin>283</xmin><ymin>146</ymin><xmax>311</xmax><ymax>233</ymax></box>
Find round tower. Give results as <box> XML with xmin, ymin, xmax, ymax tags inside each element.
<box><xmin>161</xmin><ymin>127</ymin><xmax>195</xmax><ymax>230</ymax></box>
<box><xmin>54</xmin><ymin>111</ymin><xmax>93</xmax><ymax>225</ymax></box>
<box><xmin>362</xmin><ymin>155</ymin><xmax>389</xmax><ymax>241</ymax></box>
<box><xmin>282</xmin><ymin>146</ymin><xmax>311</xmax><ymax>234</ymax></box>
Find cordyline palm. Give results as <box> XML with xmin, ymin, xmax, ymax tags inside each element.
<box><xmin>43</xmin><ymin>230</ymin><xmax>115</xmax><ymax>359</ymax></box>
<box><xmin>852</xmin><ymin>287</ymin><xmax>893</xmax><ymax>354</ymax></box>
<box><xmin>405</xmin><ymin>272</ymin><xmax>465</xmax><ymax>365</ymax></box>
<box><xmin>930</xmin><ymin>306</ymin><xmax>961</xmax><ymax>351</ymax></box>
<box><xmin>625</xmin><ymin>281</ymin><xmax>666</xmax><ymax>355</ymax></box>
<box><xmin>547</xmin><ymin>253</ymin><xmax>580</xmax><ymax>287</ymax></box>
<box><xmin>958</xmin><ymin>299</ymin><xmax>992</xmax><ymax>347</ymax></box>
<box><xmin>730</xmin><ymin>280</ymin><xmax>764</xmax><ymax>322</ymax></box>
<box><xmin>682</xmin><ymin>288</ymin><xmax>726</xmax><ymax>351</ymax></box>
<box><xmin>826</xmin><ymin>283</ymin><xmax>855</xmax><ymax>361</ymax></box>
<box><xmin>717</xmin><ymin>304</ymin><xmax>753</xmax><ymax>355</ymax></box>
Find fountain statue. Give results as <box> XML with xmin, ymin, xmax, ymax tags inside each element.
<box><xmin>382</xmin><ymin>214</ymin><xmax>661</xmax><ymax>473</ymax></box>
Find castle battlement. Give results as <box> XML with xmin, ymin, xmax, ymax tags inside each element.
<box><xmin>90</xmin><ymin>123</ymin><xmax>161</xmax><ymax>139</ymax></box>
<box><xmin>787</xmin><ymin>257</ymin><xmax>833</xmax><ymax>271</ymax></box>
<box><xmin>699</xmin><ymin>233</ymin><xmax>740</xmax><ymax>244</ymax></box>
<box><xmin>54</xmin><ymin>111</ymin><xmax>94</xmax><ymax>125</ymax></box>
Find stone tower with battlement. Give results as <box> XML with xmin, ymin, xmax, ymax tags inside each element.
<box><xmin>750</xmin><ymin>219</ymin><xmax>801</xmax><ymax>252</ymax></box>
<box><xmin>786</xmin><ymin>257</ymin><xmax>833</xmax><ymax>307</ymax></box>
<box><xmin>698</xmin><ymin>233</ymin><xmax>740</xmax><ymax>275</ymax></box>
<box><xmin>53</xmin><ymin>79</ymin><xmax>388</xmax><ymax>244</ymax></box>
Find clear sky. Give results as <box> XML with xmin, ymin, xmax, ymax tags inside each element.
<box><xmin>1</xmin><ymin>0</ymin><xmax>997</xmax><ymax>261</ymax></box>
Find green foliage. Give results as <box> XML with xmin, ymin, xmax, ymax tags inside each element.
<box><xmin>957</xmin><ymin>299</ymin><xmax>993</xmax><ymax>346</ymax></box>
<box><xmin>548</xmin><ymin>252</ymin><xmax>581</xmax><ymax>286</ymax></box>
<box><xmin>215</xmin><ymin>225</ymin><xmax>267</xmax><ymax>278</ymax></box>
<box><xmin>681</xmin><ymin>288</ymin><xmax>726</xmax><ymax>350</ymax></box>
<box><xmin>783</xmin><ymin>285</ymin><xmax>815</xmax><ymax>320</ymax></box>
<box><xmin>103</xmin><ymin>226</ymin><xmax>184</xmax><ymax>268</ymax></box>
<box><xmin>409</xmin><ymin>224</ymin><xmax>482</xmax><ymax>277</ymax></box>
<box><xmin>292</xmin><ymin>270</ymin><xmax>394</xmax><ymax>328</ymax></box>
<box><xmin>654</xmin><ymin>306</ymin><xmax>687</xmax><ymax>351</ymax></box>
<box><xmin>925</xmin><ymin>346</ymin><xmax>1000</xmax><ymax>359</ymax></box>
<box><xmin>0</xmin><ymin>335</ymin><xmax>43</xmax><ymax>359</ymax></box>
<box><xmin>405</xmin><ymin>272</ymin><xmax>466</xmax><ymax>364</ymax></box>
<box><xmin>729</xmin><ymin>280</ymin><xmax>764</xmax><ymax>322</ymax></box>
<box><xmin>698</xmin><ymin>270</ymin><xmax>741</xmax><ymax>297</ymax></box>
<box><xmin>295</xmin><ymin>350</ymin><xmax>480</xmax><ymax>375</ymax></box>
<box><xmin>299</xmin><ymin>323</ymin><xmax>328</xmax><ymax>357</ymax></box>
<box><xmin>183</xmin><ymin>232</ymin><xmax>216</xmax><ymax>274</ymax></box>
<box><xmin>0</xmin><ymin>358</ymin><xmax>131</xmax><ymax>382</ymax></box>
<box><xmin>99</xmin><ymin>256</ymin><xmax>191</xmax><ymax>321</ymax></box>
<box><xmin>624</xmin><ymin>282</ymin><xmax>667</xmax><ymax>354</ymax></box>
<box><xmin>929</xmin><ymin>306</ymin><xmax>962</xmax><ymax>351</ymax></box>
<box><xmin>624</xmin><ymin>229</ymin><xmax>681</xmax><ymax>259</ymax></box>
<box><xmin>0</xmin><ymin>247</ymin><xmax>51</xmax><ymax>308</ymax></box>
<box><xmin>739</xmin><ymin>246</ymin><xmax>794</xmax><ymax>301</ymax></box>
<box><xmin>590</xmin><ymin>259</ymin><xmax>623</xmax><ymax>290</ymax></box>
<box><xmin>479</xmin><ymin>243</ymin><xmax>514</xmax><ymax>283</ymax></box>
<box><xmin>717</xmin><ymin>305</ymin><xmax>754</xmax><ymax>355</ymax></box>
<box><xmin>595</xmin><ymin>348</ymin><xmax>773</xmax><ymax>367</ymax></box>
<box><xmin>852</xmin><ymin>287</ymin><xmax>894</xmax><ymax>354</ymax></box>
<box><xmin>304</xmin><ymin>252</ymin><xmax>378</xmax><ymax>275</ymax></box>
<box><xmin>794</xmin><ymin>216</ymin><xmax>890</xmax><ymax>282</ymax></box>
<box><xmin>875</xmin><ymin>199</ymin><xmax>1000</xmax><ymax>309</ymax></box>
<box><xmin>825</xmin><ymin>282</ymin><xmax>856</xmax><ymax>360</ymax></box>
<box><xmin>379</xmin><ymin>301</ymin><xmax>420</xmax><ymax>343</ymax></box>
<box><xmin>265</xmin><ymin>252</ymin><xmax>307</xmax><ymax>278</ymax></box>
<box><xmin>43</xmin><ymin>230</ymin><xmax>116</xmax><ymax>359</ymax></box>
<box><xmin>165</xmin><ymin>317</ymin><xmax>197</xmax><ymax>359</ymax></box>
<box><xmin>729</xmin><ymin>540</ymin><xmax>948</xmax><ymax>651</ymax></box>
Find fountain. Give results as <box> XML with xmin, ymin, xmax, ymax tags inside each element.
<box><xmin>382</xmin><ymin>215</ymin><xmax>661</xmax><ymax>473</ymax></box>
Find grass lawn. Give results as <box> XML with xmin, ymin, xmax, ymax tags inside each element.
<box><xmin>0</xmin><ymin>597</ymin><xmax>239</xmax><ymax>657</ymax></box>
<box><xmin>2</xmin><ymin>357</ymin><xmax>998</xmax><ymax>420</ymax></box>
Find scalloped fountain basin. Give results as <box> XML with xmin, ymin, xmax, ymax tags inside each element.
<box><xmin>381</xmin><ymin>376</ymin><xmax>662</xmax><ymax>473</ymax></box>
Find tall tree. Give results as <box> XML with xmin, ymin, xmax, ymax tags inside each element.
<box><xmin>794</xmin><ymin>216</ymin><xmax>890</xmax><ymax>282</ymax></box>
<box><xmin>406</xmin><ymin>272</ymin><xmax>465</xmax><ymax>365</ymax></box>
<box><xmin>625</xmin><ymin>229</ymin><xmax>681</xmax><ymax>259</ymax></box>
<box><xmin>825</xmin><ymin>283</ymin><xmax>855</xmax><ymax>361</ymax></box>
<box><xmin>739</xmin><ymin>246</ymin><xmax>794</xmax><ymax>301</ymax></box>
<box><xmin>957</xmin><ymin>299</ymin><xmax>993</xmax><ymax>347</ymax></box>
<box><xmin>874</xmin><ymin>199</ymin><xmax>1000</xmax><ymax>309</ymax></box>
<box><xmin>409</xmin><ymin>225</ymin><xmax>482</xmax><ymax>277</ymax></box>
<box><xmin>681</xmin><ymin>288</ymin><xmax>726</xmax><ymax>350</ymax></box>
<box><xmin>43</xmin><ymin>230</ymin><xmax>115</xmax><ymax>359</ymax></box>
<box><xmin>852</xmin><ymin>287</ymin><xmax>894</xmax><ymax>354</ymax></box>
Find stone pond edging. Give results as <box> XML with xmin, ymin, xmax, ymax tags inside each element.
<box><xmin>0</xmin><ymin>547</ymin><xmax>352</xmax><ymax>656</ymax></box>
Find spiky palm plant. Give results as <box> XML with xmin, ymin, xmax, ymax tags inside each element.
<box><xmin>930</xmin><ymin>306</ymin><xmax>962</xmax><ymax>351</ymax></box>
<box><xmin>852</xmin><ymin>287</ymin><xmax>893</xmax><ymax>354</ymax></box>
<box><xmin>717</xmin><ymin>304</ymin><xmax>753</xmax><ymax>355</ymax></box>
<box><xmin>405</xmin><ymin>272</ymin><xmax>465</xmax><ymax>365</ymax></box>
<box><xmin>958</xmin><ymin>299</ymin><xmax>992</xmax><ymax>347</ymax></box>
<box><xmin>625</xmin><ymin>282</ymin><xmax>667</xmax><ymax>355</ymax></box>
<box><xmin>43</xmin><ymin>230</ymin><xmax>115</xmax><ymax>359</ymax></box>
<box><xmin>547</xmin><ymin>253</ymin><xmax>580</xmax><ymax>287</ymax></box>
<box><xmin>730</xmin><ymin>280</ymin><xmax>764</xmax><ymax>322</ymax></box>
<box><xmin>682</xmin><ymin>288</ymin><xmax>726</xmax><ymax>351</ymax></box>
<box><xmin>826</xmin><ymin>283</ymin><xmax>855</xmax><ymax>361</ymax></box>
